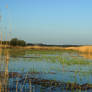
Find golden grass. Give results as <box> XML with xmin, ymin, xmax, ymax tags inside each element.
<box><xmin>65</xmin><ymin>46</ymin><xmax>92</xmax><ymax>53</ymax></box>
<box><xmin>25</xmin><ymin>45</ymin><xmax>92</xmax><ymax>55</ymax></box>
<box><xmin>1</xmin><ymin>44</ymin><xmax>92</xmax><ymax>54</ymax></box>
<box><xmin>25</xmin><ymin>45</ymin><xmax>64</xmax><ymax>50</ymax></box>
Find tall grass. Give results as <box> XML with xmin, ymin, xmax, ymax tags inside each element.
<box><xmin>0</xmin><ymin>48</ymin><xmax>32</xmax><ymax>92</ymax></box>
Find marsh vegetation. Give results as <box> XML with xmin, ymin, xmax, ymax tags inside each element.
<box><xmin>0</xmin><ymin>48</ymin><xmax>92</xmax><ymax>92</ymax></box>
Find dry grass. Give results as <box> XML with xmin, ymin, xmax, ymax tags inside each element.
<box><xmin>65</xmin><ymin>46</ymin><xmax>92</xmax><ymax>53</ymax></box>
<box><xmin>1</xmin><ymin>44</ymin><xmax>92</xmax><ymax>53</ymax></box>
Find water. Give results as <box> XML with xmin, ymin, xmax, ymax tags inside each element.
<box><xmin>0</xmin><ymin>48</ymin><xmax>92</xmax><ymax>92</ymax></box>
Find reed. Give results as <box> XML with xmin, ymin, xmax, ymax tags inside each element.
<box><xmin>0</xmin><ymin>48</ymin><xmax>92</xmax><ymax>92</ymax></box>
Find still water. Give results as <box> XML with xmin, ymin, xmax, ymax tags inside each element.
<box><xmin>0</xmin><ymin>48</ymin><xmax>92</xmax><ymax>92</ymax></box>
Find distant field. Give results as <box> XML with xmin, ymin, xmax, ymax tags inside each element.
<box><xmin>23</xmin><ymin>45</ymin><xmax>92</xmax><ymax>54</ymax></box>
<box><xmin>65</xmin><ymin>46</ymin><xmax>92</xmax><ymax>53</ymax></box>
<box><xmin>1</xmin><ymin>45</ymin><xmax>92</xmax><ymax>53</ymax></box>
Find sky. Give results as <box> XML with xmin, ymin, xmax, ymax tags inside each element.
<box><xmin>0</xmin><ymin>0</ymin><xmax>92</xmax><ymax>45</ymax></box>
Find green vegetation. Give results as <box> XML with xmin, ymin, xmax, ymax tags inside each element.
<box><xmin>10</xmin><ymin>38</ymin><xmax>26</xmax><ymax>46</ymax></box>
<box><xmin>0</xmin><ymin>38</ymin><xmax>26</xmax><ymax>46</ymax></box>
<box><xmin>25</xmin><ymin>50</ymin><xmax>91</xmax><ymax>65</ymax></box>
<box><xmin>7</xmin><ymin>49</ymin><xmax>92</xmax><ymax>65</ymax></box>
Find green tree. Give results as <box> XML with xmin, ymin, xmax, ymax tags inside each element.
<box><xmin>10</xmin><ymin>38</ymin><xmax>18</xmax><ymax>46</ymax></box>
<box><xmin>10</xmin><ymin>38</ymin><xmax>26</xmax><ymax>46</ymax></box>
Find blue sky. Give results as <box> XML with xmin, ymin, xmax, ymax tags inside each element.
<box><xmin>0</xmin><ymin>0</ymin><xmax>92</xmax><ymax>45</ymax></box>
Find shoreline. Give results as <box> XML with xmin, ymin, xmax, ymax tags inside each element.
<box><xmin>0</xmin><ymin>45</ymin><xmax>92</xmax><ymax>53</ymax></box>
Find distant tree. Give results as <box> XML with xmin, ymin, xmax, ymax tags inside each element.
<box><xmin>10</xmin><ymin>38</ymin><xmax>26</xmax><ymax>46</ymax></box>
<box><xmin>10</xmin><ymin>38</ymin><xmax>18</xmax><ymax>46</ymax></box>
<box><xmin>2</xmin><ymin>41</ymin><xmax>9</xmax><ymax>45</ymax></box>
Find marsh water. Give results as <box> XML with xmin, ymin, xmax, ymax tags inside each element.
<box><xmin>0</xmin><ymin>48</ymin><xmax>92</xmax><ymax>92</ymax></box>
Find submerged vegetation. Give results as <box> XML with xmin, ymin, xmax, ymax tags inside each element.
<box><xmin>9</xmin><ymin>49</ymin><xmax>91</xmax><ymax>65</ymax></box>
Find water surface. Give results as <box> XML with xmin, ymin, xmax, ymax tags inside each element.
<box><xmin>0</xmin><ymin>48</ymin><xmax>92</xmax><ymax>92</ymax></box>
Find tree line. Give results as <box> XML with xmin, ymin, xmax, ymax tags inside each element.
<box><xmin>0</xmin><ymin>38</ymin><xmax>82</xmax><ymax>47</ymax></box>
<box><xmin>0</xmin><ymin>38</ymin><xmax>26</xmax><ymax>46</ymax></box>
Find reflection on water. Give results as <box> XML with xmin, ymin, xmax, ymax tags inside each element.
<box><xmin>0</xmin><ymin>49</ymin><xmax>92</xmax><ymax>92</ymax></box>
